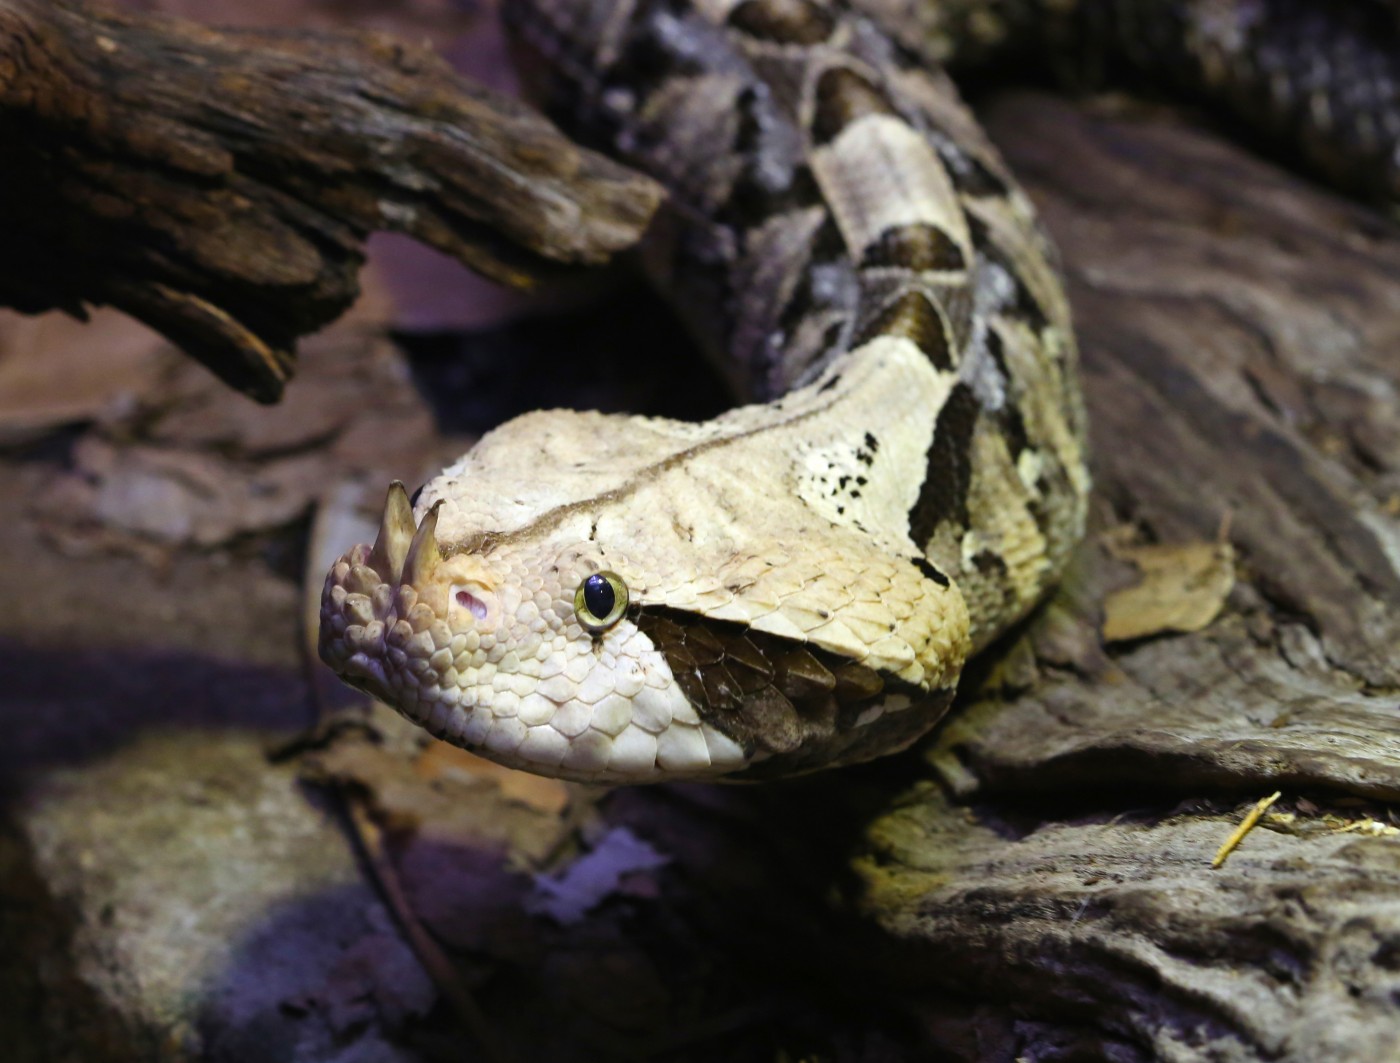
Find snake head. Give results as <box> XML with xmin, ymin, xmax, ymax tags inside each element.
<box><xmin>318</xmin><ymin>461</ymin><xmax>761</xmax><ymax>783</ymax></box>
<box><xmin>319</xmin><ymin>403</ymin><xmax>969</xmax><ymax>784</ymax></box>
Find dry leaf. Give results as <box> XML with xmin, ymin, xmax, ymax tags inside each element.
<box><xmin>526</xmin><ymin>827</ymin><xmax>670</xmax><ymax>925</ymax></box>
<box><xmin>299</xmin><ymin>707</ymin><xmax>566</xmax><ymax>863</ymax></box>
<box><xmin>416</xmin><ymin>740</ymin><xmax>572</xmax><ymax>817</ymax></box>
<box><xmin>1102</xmin><ymin>539</ymin><xmax>1235</xmax><ymax>642</ymax></box>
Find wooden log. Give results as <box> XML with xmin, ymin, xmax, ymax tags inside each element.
<box><xmin>836</xmin><ymin>91</ymin><xmax>1400</xmax><ymax>1060</ymax></box>
<box><xmin>0</xmin><ymin>0</ymin><xmax>663</xmax><ymax>402</ymax></box>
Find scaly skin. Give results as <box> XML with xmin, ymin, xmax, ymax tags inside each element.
<box><xmin>321</xmin><ymin>0</ymin><xmax>1090</xmax><ymax>782</ymax></box>
<box><xmin>321</xmin><ymin>345</ymin><xmax>972</xmax><ymax>783</ymax></box>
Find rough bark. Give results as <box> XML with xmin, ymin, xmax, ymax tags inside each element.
<box><xmin>0</xmin><ymin>0</ymin><xmax>663</xmax><ymax>402</ymax></box>
<box><xmin>839</xmin><ymin>92</ymin><xmax>1400</xmax><ymax>1060</ymax></box>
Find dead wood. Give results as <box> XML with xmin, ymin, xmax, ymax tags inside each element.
<box><xmin>0</xmin><ymin>0</ymin><xmax>663</xmax><ymax>402</ymax></box>
<box><xmin>829</xmin><ymin>93</ymin><xmax>1400</xmax><ymax>1060</ymax></box>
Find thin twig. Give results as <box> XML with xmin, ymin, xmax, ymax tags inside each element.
<box><xmin>344</xmin><ymin>800</ymin><xmax>514</xmax><ymax>1063</ymax></box>
<box><xmin>1211</xmin><ymin>792</ymin><xmax>1283</xmax><ymax>869</ymax></box>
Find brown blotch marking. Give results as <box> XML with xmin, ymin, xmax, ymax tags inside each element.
<box><xmin>832</xmin><ymin>661</ymin><xmax>884</xmax><ymax>701</ymax></box>
<box><xmin>635</xmin><ymin>607</ymin><xmax>898</xmax><ymax>757</ymax></box>
<box><xmin>980</xmin><ymin>330</ymin><xmax>1036</xmax><ymax>459</ymax></box>
<box><xmin>1025</xmin><ymin>453</ymin><xmax>1074</xmax><ymax>540</ymax></box>
<box><xmin>701</xmin><ymin>663</ymin><xmax>745</xmax><ymax>713</ymax></box>
<box><xmin>1005</xmin><ymin>268</ymin><xmax>1050</xmax><ymax>332</ymax></box>
<box><xmin>731</xmin><ymin>686</ymin><xmax>956</xmax><ymax>780</ymax></box>
<box><xmin>812</xmin><ymin>66</ymin><xmax>896</xmax><ymax>145</ymax></box>
<box><xmin>970</xmin><ymin>549</ymin><xmax>1008</xmax><ymax>578</ymax></box>
<box><xmin>860</xmin><ymin>222</ymin><xmax>966</xmax><ymax>273</ymax></box>
<box><xmin>742</xmin><ymin>688</ymin><xmax>804</xmax><ymax>753</ymax></box>
<box><xmin>718</xmin><ymin>632</ymin><xmax>776</xmax><ymax>685</ymax></box>
<box><xmin>729</xmin><ymin>0</ymin><xmax>835</xmax><ymax>45</ymax></box>
<box><xmin>1000</xmin><ymin>401</ymin><xmax>1030</xmax><ymax>458</ymax></box>
<box><xmin>912</xmin><ymin>555</ymin><xmax>950</xmax><ymax>587</ymax></box>
<box><xmin>985</xmin><ymin>333</ymin><xmax>1030</xmax><ymax>457</ymax></box>
<box><xmin>946</xmin><ymin>154</ymin><xmax>1014</xmax><ymax>199</ymax></box>
<box><xmin>853</xmin><ymin>289</ymin><xmax>954</xmax><ymax>370</ymax></box>
<box><xmin>683</xmin><ymin>621</ymin><xmax>724</xmax><ymax>663</ymax></box>
<box><xmin>908</xmin><ymin>382</ymin><xmax>981</xmax><ymax>543</ymax></box>
<box><xmin>776</xmin><ymin>646</ymin><xmax>835</xmax><ymax>700</ymax></box>
<box><xmin>968</xmin><ymin>549</ymin><xmax>1017</xmax><ymax>616</ymax></box>
<box><xmin>968</xmin><ymin>215</ymin><xmax>1051</xmax><ymax>332</ymax></box>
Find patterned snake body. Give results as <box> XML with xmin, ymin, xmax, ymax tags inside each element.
<box><xmin>319</xmin><ymin>0</ymin><xmax>1091</xmax><ymax>782</ymax></box>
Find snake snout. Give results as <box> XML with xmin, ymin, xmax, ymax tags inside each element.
<box><xmin>318</xmin><ymin>481</ymin><xmax>465</xmax><ymax>701</ymax></box>
<box><xmin>320</xmin><ymin>481</ymin><xmax>504</xmax><ymax>722</ymax></box>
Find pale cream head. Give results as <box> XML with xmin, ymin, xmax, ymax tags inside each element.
<box><xmin>319</xmin><ymin>379</ymin><xmax>971</xmax><ymax>784</ymax></box>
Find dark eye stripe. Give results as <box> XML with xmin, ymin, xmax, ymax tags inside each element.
<box><xmin>633</xmin><ymin>607</ymin><xmax>913</xmax><ymax>758</ymax></box>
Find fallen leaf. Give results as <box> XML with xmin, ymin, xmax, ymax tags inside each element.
<box><xmin>416</xmin><ymin>740</ymin><xmax>573</xmax><ymax>817</ymax></box>
<box><xmin>527</xmin><ymin>827</ymin><xmax>670</xmax><ymax>925</ymax></box>
<box><xmin>1102</xmin><ymin>539</ymin><xmax>1235</xmax><ymax>643</ymax></box>
<box><xmin>298</xmin><ymin>704</ymin><xmax>566</xmax><ymax>863</ymax></box>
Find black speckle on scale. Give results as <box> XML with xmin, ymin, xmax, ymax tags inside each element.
<box><xmin>913</xmin><ymin>556</ymin><xmax>950</xmax><ymax>586</ymax></box>
<box><xmin>584</xmin><ymin>574</ymin><xmax>615</xmax><ymax>617</ymax></box>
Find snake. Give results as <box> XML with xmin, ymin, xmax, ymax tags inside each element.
<box><xmin>317</xmin><ymin>0</ymin><xmax>1397</xmax><ymax>783</ymax></box>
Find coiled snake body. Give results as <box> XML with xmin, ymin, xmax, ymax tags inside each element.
<box><xmin>320</xmin><ymin>0</ymin><xmax>1094</xmax><ymax>782</ymax></box>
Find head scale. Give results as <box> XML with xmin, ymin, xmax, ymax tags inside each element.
<box><xmin>319</xmin><ymin>408</ymin><xmax>967</xmax><ymax>783</ymax></box>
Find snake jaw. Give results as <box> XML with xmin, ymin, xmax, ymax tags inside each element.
<box><xmin>318</xmin><ymin>504</ymin><xmax>750</xmax><ymax>782</ymax></box>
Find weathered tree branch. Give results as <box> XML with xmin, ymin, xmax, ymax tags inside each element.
<box><xmin>0</xmin><ymin>0</ymin><xmax>664</xmax><ymax>401</ymax></box>
<box><xmin>839</xmin><ymin>92</ymin><xmax>1400</xmax><ymax>1060</ymax></box>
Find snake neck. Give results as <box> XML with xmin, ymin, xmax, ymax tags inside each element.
<box><xmin>318</xmin><ymin>0</ymin><xmax>1092</xmax><ymax>783</ymax></box>
<box><xmin>509</xmin><ymin>0</ymin><xmax>1088</xmax><ymax>648</ymax></box>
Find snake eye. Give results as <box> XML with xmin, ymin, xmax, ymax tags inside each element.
<box><xmin>575</xmin><ymin>571</ymin><xmax>628</xmax><ymax>632</ymax></box>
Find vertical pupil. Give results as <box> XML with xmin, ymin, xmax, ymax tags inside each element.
<box><xmin>583</xmin><ymin>574</ymin><xmax>615</xmax><ymax>618</ymax></box>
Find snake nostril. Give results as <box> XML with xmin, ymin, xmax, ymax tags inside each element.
<box><xmin>455</xmin><ymin>589</ymin><xmax>489</xmax><ymax>621</ymax></box>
